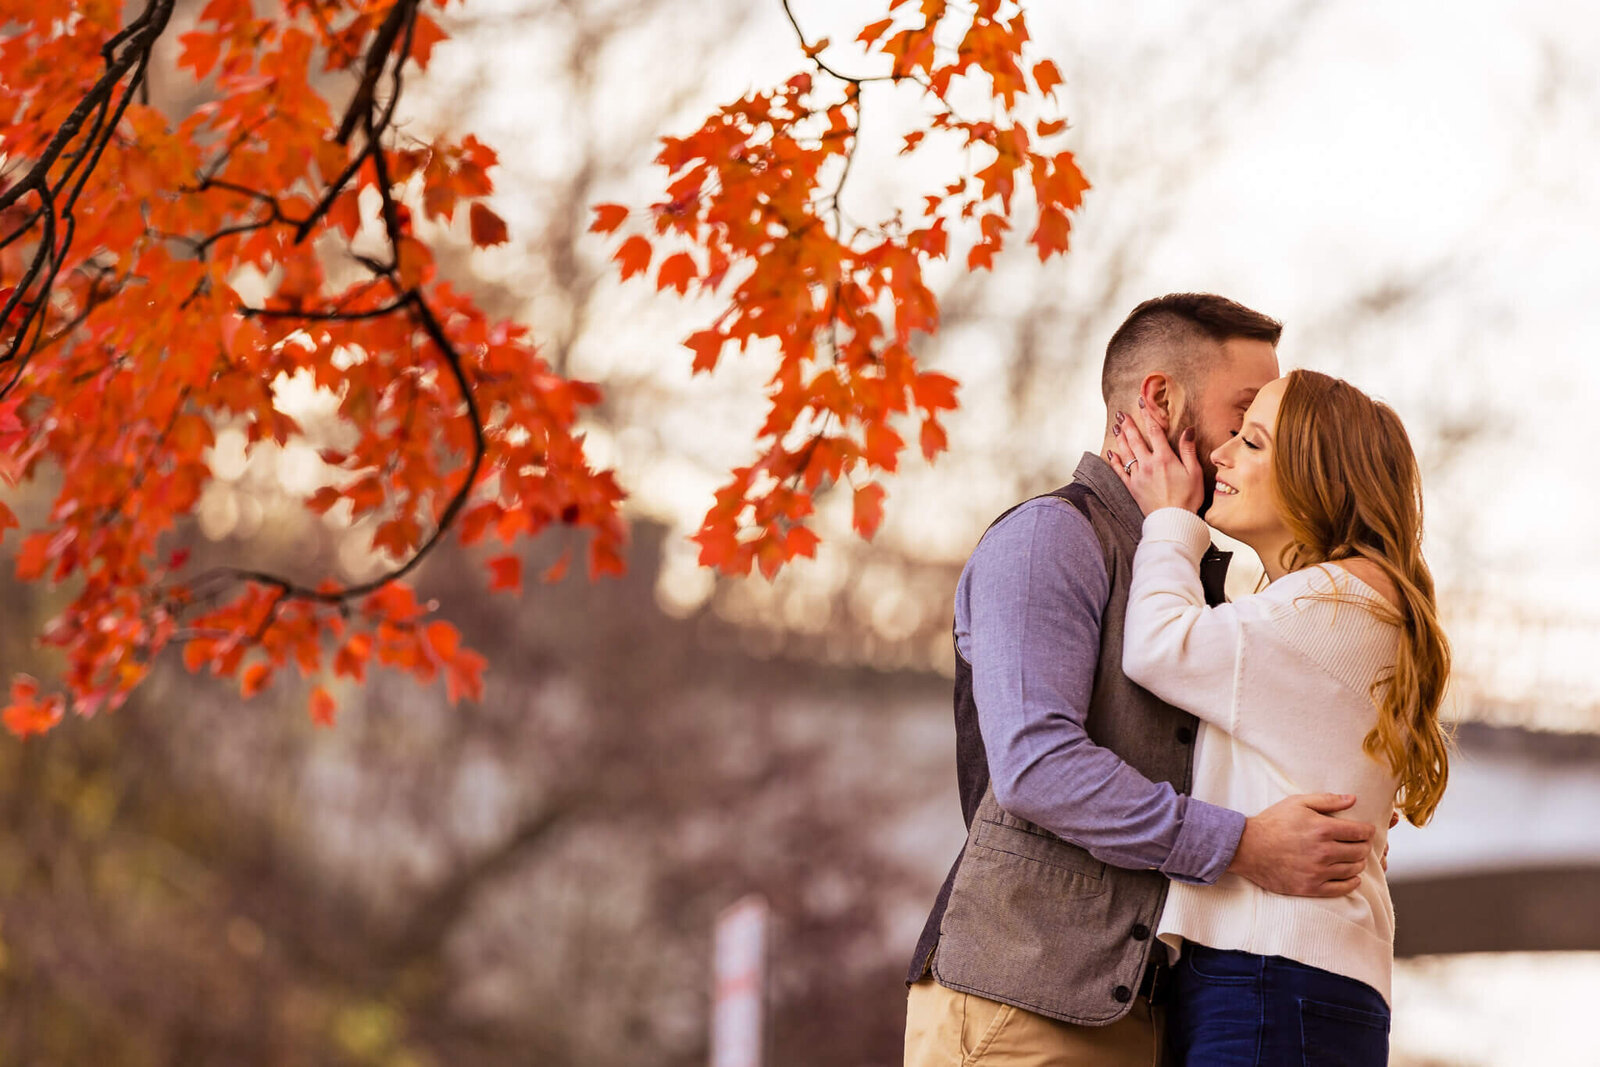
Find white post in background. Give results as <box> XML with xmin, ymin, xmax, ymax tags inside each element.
<box><xmin>711</xmin><ymin>894</ymin><xmax>769</xmax><ymax>1067</ymax></box>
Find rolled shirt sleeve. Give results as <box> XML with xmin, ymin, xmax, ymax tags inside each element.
<box><xmin>955</xmin><ymin>498</ymin><xmax>1243</xmax><ymax>885</ymax></box>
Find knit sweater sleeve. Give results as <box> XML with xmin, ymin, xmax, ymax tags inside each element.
<box><xmin>1122</xmin><ymin>508</ymin><xmax>1246</xmax><ymax>732</ymax></box>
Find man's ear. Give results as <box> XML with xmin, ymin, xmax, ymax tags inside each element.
<box><xmin>1137</xmin><ymin>373</ymin><xmax>1183</xmax><ymax>430</ymax></box>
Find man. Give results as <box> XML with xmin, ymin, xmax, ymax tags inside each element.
<box><xmin>904</xmin><ymin>294</ymin><xmax>1379</xmax><ymax>1065</ymax></box>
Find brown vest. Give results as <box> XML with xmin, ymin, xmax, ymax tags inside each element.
<box><xmin>907</xmin><ymin>454</ymin><xmax>1230</xmax><ymax>1024</ymax></box>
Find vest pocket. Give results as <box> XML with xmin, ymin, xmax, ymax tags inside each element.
<box><xmin>973</xmin><ymin>817</ymin><xmax>1107</xmax><ymax>882</ymax></box>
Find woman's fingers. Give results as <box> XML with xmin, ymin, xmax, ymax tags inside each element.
<box><xmin>1323</xmin><ymin>860</ymin><xmax>1367</xmax><ymax>882</ymax></box>
<box><xmin>1177</xmin><ymin>426</ymin><xmax>1200</xmax><ymax>477</ymax></box>
<box><xmin>1135</xmin><ymin>404</ymin><xmax>1204</xmax><ymax>498</ymax></box>
<box><xmin>1109</xmin><ymin>402</ymin><xmax>1205</xmax><ymax>513</ymax></box>
<box><xmin>1116</xmin><ymin>409</ymin><xmax>1152</xmax><ymax>458</ymax></box>
<box><xmin>1107</xmin><ymin>448</ymin><xmax>1132</xmax><ymax>486</ymax></box>
<box><xmin>1138</xmin><ymin>404</ymin><xmax>1175</xmax><ymax>460</ymax></box>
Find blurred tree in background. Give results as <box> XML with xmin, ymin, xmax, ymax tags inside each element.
<box><xmin>0</xmin><ymin>521</ymin><xmax>950</xmax><ymax>1064</ymax></box>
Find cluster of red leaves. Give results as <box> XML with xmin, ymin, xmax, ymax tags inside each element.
<box><xmin>0</xmin><ymin>0</ymin><xmax>624</xmax><ymax>734</ymax></box>
<box><xmin>596</xmin><ymin>0</ymin><xmax>1088</xmax><ymax>577</ymax></box>
<box><xmin>0</xmin><ymin>0</ymin><xmax>1088</xmax><ymax>738</ymax></box>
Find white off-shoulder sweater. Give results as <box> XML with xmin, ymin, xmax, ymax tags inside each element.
<box><xmin>1123</xmin><ymin>508</ymin><xmax>1402</xmax><ymax>1004</ymax></box>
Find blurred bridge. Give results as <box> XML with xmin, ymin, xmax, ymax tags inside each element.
<box><xmin>1382</xmin><ymin>602</ymin><xmax>1600</xmax><ymax>955</ymax></box>
<box><xmin>1388</xmin><ymin>720</ymin><xmax>1600</xmax><ymax>956</ymax></box>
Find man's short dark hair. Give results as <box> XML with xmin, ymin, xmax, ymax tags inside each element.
<box><xmin>1101</xmin><ymin>293</ymin><xmax>1282</xmax><ymax>402</ymax></box>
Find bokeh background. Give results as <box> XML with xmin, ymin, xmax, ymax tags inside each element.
<box><xmin>3</xmin><ymin>0</ymin><xmax>1599</xmax><ymax>1063</ymax></box>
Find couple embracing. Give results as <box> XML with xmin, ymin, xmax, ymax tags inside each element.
<box><xmin>904</xmin><ymin>293</ymin><xmax>1450</xmax><ymax>1066</ymax></box>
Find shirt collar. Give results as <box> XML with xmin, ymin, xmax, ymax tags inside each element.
<box><xmin>1072</xmin><ymin>451</ymin><xmax>1234</xmax><ymax>603</ymax></box>
<box><xmin>1072</xmin><ymin>452</ymin><xmax>1146</xmax><ymax>544</ymax></box>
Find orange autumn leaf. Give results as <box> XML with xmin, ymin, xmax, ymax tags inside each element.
<box><xmin>469</xmin><ymin>201</ymin><xmax>509</xmax><ymax>247</ymax></box>
<box><xmin>852</xmin><ymin>483</ymin><xmax>886</xmax><ymax>540</ymax></box>
<box><xmin>334</xmin><ymin>634</ymin><xmax>373</xmax><ymax>683</ymax></box>
<box><xmin>177</xmin><ymin>30</ymin><xmax>222</xmax><ymax>78</ymax></box>
<box><xmin>857</xmin><ymin>17</ymin><xmax>894</xmax><ymax>47</ymax></box>
<box><xmin>656</xmin><ymin>252</ymin><xmax>697</xmax><ymax>295</ymax></box>
<box><xmin>183</xmin><ymin>640</ymin><xmax>213</xmax><ymax>674</ymax></box>
<box><xmin>784</xmin><ymin>525</ymin><xmax>820</xmax><ymax>560</ymax></box>
<box><xmin>443</xmin><ymin>646</ymin><xmax>487</xmax><ymax>704</ymax></box>
<box><xmin>1030</xmin><ymin>204</ymin><xmax>1073</xmax><ymax>260</ymax></box>
<box><xmin>487</xmin><ymin>554</ymin><xmax>522</xmax><ymax>593</ymax></box>
<box><xmin>863</xmin><ymin>422</ymin><xmax>904</xmax><ymax>472</ymax></box>
<box><xmin>425</xmin><ymin>619</ymin><xmax>461</xmax><ymax>662</ymax></box>
<box><xmin>1</xmin><ymin>675</ymin><xmax>61</xmax><ymax>738</ymax></box>
<box><xmin>919</xmin><ymin>417</ymin><xmax>948</xmax><ymax>461</ymax></box>
<box><xmin>801</xmin><ymin>36</ymin><xmax>831</xmax><ymax>59</ymax></box>
<box><xmin>3</xmin><ymin>697</ymin><xmax>63</xmax><ymax>738</ymax></box>
<box><xmin>684</xmin><ymin>329</ymin><xmax>724</xmax><ymax>374</ymax></box>
<box><xmin>613</xmin><ymin>235</ymin><xmax>652</xmax><ymax>280</ymax></box>
<box><xmin>306</xmin><ymin>486</ymin><xmax>342</xmax><ymax>515</ymax></box>
<box><xmin>14</xmin><ymin>531</ymin><xmax>55</xmax><ymax>582</ymax></box>
<box><xmin>1032</xmin><ymin>59</ymin><xmax>1063</xmax><ymax>96</ymax></box>
<box><xmin>308</xmin><ymin>685</ymin><xmax>337</xmax><ymax>726</ymax></box>
<box><xmin>395</xmin><ymin>234</ymin><xmax>433</xmax><ymax>289</ymax></box>
<box><xmin>589</xmin><ymin>203</ymin><xmax>629</xmax><ymax>234</ymax></box>
<box><xmin>241</xmin><ymin>663</ymin><xmax>272</xmax><ymax>698</ymax></box>
<box><xmin>910</xmin><ymin>371</ymin><xmax>960</xmax><ymax>412</ymax></box>
<box><xmin>408</xmin><ymin>14</ymin><xmax>449</xmax><ymax>69</ymax></box>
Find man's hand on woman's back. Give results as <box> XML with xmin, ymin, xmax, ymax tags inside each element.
<box><xmin>1227</xmin><ymin>793</ymin><xmax>1376</xmax><ymax>897</ymax></box>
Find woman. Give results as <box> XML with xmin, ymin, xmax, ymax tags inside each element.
<box><xmin>1106</xmin><ymin>369</ymin><xmax>1451</xmax><ymax>1065</ymax></box>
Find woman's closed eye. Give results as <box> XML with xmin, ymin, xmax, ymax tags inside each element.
<box><xmin>1226</xmin><ymin>430</ymin><xmax>1261</xmax><ymax>449</ymax></box>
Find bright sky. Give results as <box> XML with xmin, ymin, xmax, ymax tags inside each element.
<box><xmin>793</xmin><ymin>0</ymin><xmax>1599</xmax><ymax>717</ymax></box>
<box><xmin>417</xmin><ymin>0</ymin><xmax>1600</xmax><ymax>728</ymax></box>
<box><xmin>405</xmin><ymin>0</ymin><xmax>1600</xmax><ymax>730</ymax></box>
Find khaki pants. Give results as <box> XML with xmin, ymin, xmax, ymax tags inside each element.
<box><xmin>904</xmin><ymin>978</ymin><xmax>1165</xmax><ymax>1067</ymax></box>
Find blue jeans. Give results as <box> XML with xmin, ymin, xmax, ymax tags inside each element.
<box><xmin>1168</xmin><ymin>945</ymin><xmax>1390</xmax><ymax>1066</ymax></box>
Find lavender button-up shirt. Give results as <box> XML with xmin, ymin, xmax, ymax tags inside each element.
<box><xmin>954</xmin><ymin>481</ymin><xmax>1244</xmax><ymax>885</ymax></box>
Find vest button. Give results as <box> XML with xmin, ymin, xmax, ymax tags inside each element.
<box><xmin>1131</xmin><ymin>923</ymin><xmax>1151</xmax><ymax>941</ymax></box>
<box><xmin>1113</xmin><ymin>985</ymin><xmax>1133</xmax><ymax>1003</ymax></box>
<box><xmin>1175</xmin><ymin>725</ymin><xmax>1195</xmax><ymax>744</ymax></box>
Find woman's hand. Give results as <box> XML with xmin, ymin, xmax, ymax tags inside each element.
<box><xmin>1107</xmin><ymin>403</ymin><xmax>1204</xmax><ymax>515</ymax></box>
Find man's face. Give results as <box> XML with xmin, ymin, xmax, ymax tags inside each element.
<box><xmin>1173</xmin><ymin>337</ymin><xmax>1281</xmax><ymax>514</ymax></box>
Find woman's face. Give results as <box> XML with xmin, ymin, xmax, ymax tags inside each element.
<box><xmin>1206</xmin><ymin>376</ymin><xmax>1292</xmax><ymax>549</ymax></box>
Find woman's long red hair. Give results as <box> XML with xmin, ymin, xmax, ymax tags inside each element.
<box><xmin>1273</xmin><ymin>370</ymin><xmax>1452</xmax><ymax>826</ymax></box>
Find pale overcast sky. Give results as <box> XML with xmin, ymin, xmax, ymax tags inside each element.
<box><xmin>420</xmin><ymin>0</ymin><xmax>1600</xmax><ymax>726</ymax></box>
